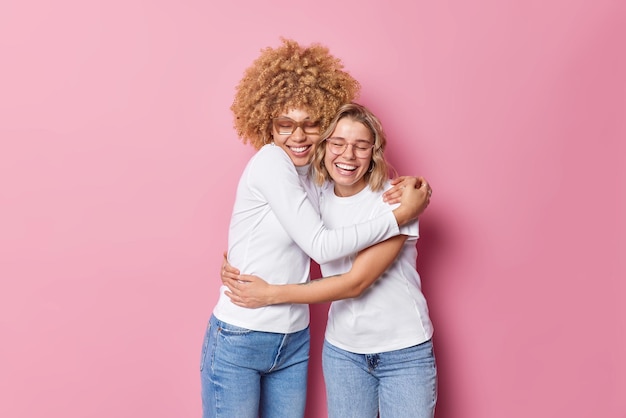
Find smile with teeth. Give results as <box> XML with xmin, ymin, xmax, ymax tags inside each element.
<box><xmin>289</xmin><ymin>145</ymin><xmax>311</xmax><ymax>154</ymax></box>
<box><xmin>335</xmin><ymin>163</ymin><xmax>358</xmax><ymax>172</ymax></box>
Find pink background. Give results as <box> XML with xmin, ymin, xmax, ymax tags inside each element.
<box><xmin>1</xmin><ymin>1</ymin><xmax>624</xmax><ymax>417</ymax></box>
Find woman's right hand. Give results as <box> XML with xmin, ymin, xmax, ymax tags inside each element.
<box><xmin>393</xmin><ymin>177</ymin><xmax>432</xmax><ymax>225</ymax></box>
<box><xmin>223</xmin><ymin>274</ymin><xmax>275</xmax><ymax>309</ymax></box>
<box><xmin>221</xmin><ymin>251</ymin><xmax>240</xmax><ymax>284</ymax></box>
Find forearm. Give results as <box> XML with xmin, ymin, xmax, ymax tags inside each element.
<box><xmin>271</xmin><ymin>273</ymin><xmax>365</xmax><ymax>305</ymax></box>
<box><xmin>392</xmin><ymin>205</ymin><xmax>412</xmax><ymax>226</ymax></box>
<box><xmin>272</xmin><ymin>235</ymin><xmax>407</xmax><ymax>304</ymax></box>
<box><xmin>223</xmin><ymin>236</ymin><xmax>407</xmax><ymax>308</ymax></box>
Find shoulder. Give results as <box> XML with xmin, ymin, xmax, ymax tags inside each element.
<box><xmin>364</xmin><ymin>182</ymin><xmax>390</xmax><ymax>204</ymax></box>
<box><xmin>381</xmin><ymin>179</ymin><xmax>394</xmax><ymax>193</ymax></box>
<box><xmin>249</xmin><ymin>144</ymin><xmax>295</xmax><ymax>174</ymax></box>
<box><xmin>254</xmin><ymin>144</ymin><xmax>290</xmax><ymax>162</ymax></box>
<box><xmin>380</xmin><ymin>180</ymin><xmax>399</xmax><ymax>209</ymax></box>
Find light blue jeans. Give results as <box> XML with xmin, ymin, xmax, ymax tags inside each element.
<box><xmin>200</xmin><ymin>314</ymin><xmax>310</xmax><ymax>418</ymax></box>
<box><xmin>322</xmin><ymin>339</ymin><xmax>437</xmax><ymax>418</ymax></box>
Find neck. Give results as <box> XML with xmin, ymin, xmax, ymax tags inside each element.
<box><xmin>333</xmin><ymin>181</ymin><xmax>367</xmax><ymax>197</ymax></box>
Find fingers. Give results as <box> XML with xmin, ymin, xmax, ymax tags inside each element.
<box><xmin>383</xmin><ymin>189</ymin><xmax>403</xmax><ymax>204</ymax></box>
<box><xmin>220</xmin><ymin>251</ymin><xmax>240</xmax><ymax>277</ymax></box>
<box><xmin>224</xmin><ymin>264</ymin><xmax>239</xmax><ymax>274</ymax></box>
<box><xmin>389</xmin><ymin>176</ymin><xmax>409</xmax><ymax>186</ymax></box>
<box><xmin>224</xmin><ymin>290</ymin><xmax>242</xmax><ymax>306</ymax></box>
<box><xmin>384</xmin><ymin>176</ymin><xmax>413</xmax><ymax>202</ymax></box>
<box><xmin>403</xmin><ymin>177</ymin><xmax>418</xmax><ymax>187</ymax></box>
<box><xmin>221</xmin><ymin>274</ymin><xmax>238</xmax><ymax>288</ymax></box>
<box><xmin>419</xmin><ymin>180</ymin><xmax>433</xmax><ymax>197</ymax></box>
<box><xmin>225</xmin><ymin>289</ymin><xmax>256</xmax><ymax>309</ymax></box>
<box><xmin>414</xmin><ymin>176</ymin><xmax>432</xmax><ymax>197</ymax></box>
<box><xmin>222</xmin><ymin>271</ymin><xmax>240</xmax><ymax>282</ymax></box>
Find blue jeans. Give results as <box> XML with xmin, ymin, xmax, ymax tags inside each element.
<box><xmin>200</xmin><ymin>315</ymin><xmax>310</xmax><ymax>418</ymax></box>
<box><xmin>322</xmin><ymin>339</ymin><xmax>437</xmax><ymax>418</ymax></box>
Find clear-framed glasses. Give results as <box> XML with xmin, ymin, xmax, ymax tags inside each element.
<box><xmin>325</xmin><ymin>138</ymin><xmax>375</xmax><ymax>159</ymax></box>
<box><xmin>273</xmin><ymin>117</ymin><xmax>320</xmax><ymax>135</ymax></box>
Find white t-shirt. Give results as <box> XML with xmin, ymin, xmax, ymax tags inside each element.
<box><xmin>213</xmin><ymin>144</ymin><xmax>401</xmax><ymax>333</ymax></box>
<box><xmin>321</xmin><ymin>181</ymin><xmax>434</xmax><ymax>354</ymax></box>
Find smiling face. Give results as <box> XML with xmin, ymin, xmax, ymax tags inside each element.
<box><xmin>272</xmin><ymin>108</ymin><xmax>321</xmax><ymax>167</ymax></box>
<box><xmin>323</xmin><ymin>117</ymin><xmax>374</xmax><ymax>197</ymax></box>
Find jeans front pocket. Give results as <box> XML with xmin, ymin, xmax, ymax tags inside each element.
<box><xmin>199</xmin><ymin>320</ymin><xmax>211</xmax><ymax>372</ymax></box>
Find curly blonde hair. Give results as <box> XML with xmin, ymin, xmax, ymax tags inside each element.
<box><xmin>312</xmin><ymin>103</ymin><xmax>394</xmax><ymax>192</ymax></box>
<box><xmin>230</xmin><ymin>38</ymin><xmax>361</xmax><ymax>149</ymax></box>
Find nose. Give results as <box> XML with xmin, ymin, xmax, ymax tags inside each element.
<box><xmin>341</xmin><ymin>143</ymin><xmax>356</xmax><ymax>159</ymax></box>
<box><xmin>290</xmin><ymin>126</ymin><xmax>306</xmax><ymax>141</ymax></box>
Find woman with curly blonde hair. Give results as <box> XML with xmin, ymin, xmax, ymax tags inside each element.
<box><xmin>200</xmin><ymin>39</ymin><xmax>431</xmax><ymax>418</ymax></box>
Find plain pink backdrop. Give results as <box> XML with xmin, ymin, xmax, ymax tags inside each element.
<box><xmin>1</xmin><ymin>1</ymin><xmax>624</xmax><ymax>417</ymax></box>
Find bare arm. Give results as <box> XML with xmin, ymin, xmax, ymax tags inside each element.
<box><xmin>222</xmin><ymin>235</ymin><xmax>407</xmax><ymax>308</ymax></box>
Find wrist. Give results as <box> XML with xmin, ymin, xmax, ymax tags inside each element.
<box><xmin>269</xmin><ymin>285</ymin><xmax>286</xmax><ymax>305</ymax></box>
<box><xmin>393</xmin><ymin>206</ymin><xmax>409</xmax><ymax>226</ymax></box>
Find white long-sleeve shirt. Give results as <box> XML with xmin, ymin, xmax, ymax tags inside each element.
<box><xmin>213</xmin><ymin>144</ymin><xmax>401</xmax><ymax>333</ymax></box>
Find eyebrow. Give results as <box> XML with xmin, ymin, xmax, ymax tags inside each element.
<box><xmin>277</xmin><ymin>116</ymin><xmax>316</xmax><ymax>121</ymax></box>
<box><xmin>328</xmin><ymin>137</ymin><xmax>373</xmax><ymax>144</ymax></box>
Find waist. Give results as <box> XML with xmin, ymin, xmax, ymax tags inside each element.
<box><xmin>213</xmin><ymin>291</ymin><xmax>310</xmax><ymax>333</ymax></box>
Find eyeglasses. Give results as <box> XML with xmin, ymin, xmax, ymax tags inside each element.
<box><xmin>325</xmin><ymin>139</ymin><xmax>375</xmax><ymax>159</ymax></box>
<box><xmin>273</xmin><ymin>117</ymin><xmax>320</xmax><ymax>135</ymax></box>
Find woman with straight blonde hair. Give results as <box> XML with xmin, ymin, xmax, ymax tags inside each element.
<box><xmin>223</xmin><ymin>102</ymin><xmax>437</xmax><ymax>418</ymax></box>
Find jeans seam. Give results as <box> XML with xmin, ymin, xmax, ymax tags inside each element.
<box><xmin>200</xmin><ymin>321</ymin><xmax>211</xmax><ymax>372</ymax></box>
